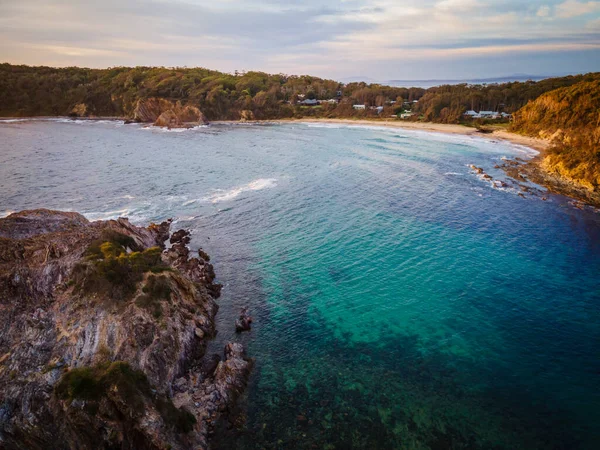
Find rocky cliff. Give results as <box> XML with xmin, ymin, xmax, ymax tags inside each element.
<box><xmin>132</xmin><ymin>98</ymin><xmax>208</xmax><ymax>128</ymax></box>
<box><xmin>510</xmin><ymin>79</ymin><xmax>600</xmax><ymax>204</ymax></box>
<box><xmin>0</xmin><ymin>210</ymin><xmax>250</xmax><ymax>449</ymax></box>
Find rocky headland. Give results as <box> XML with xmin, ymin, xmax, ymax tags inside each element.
<box><xmin>127</xmin><ymin>98</ymin><xmax>208</xmax><ymax>129</ymax></box>
<box><xmin>498</xmin><ymin>156</ymin><xmax>600</xmax><ymax>208</ymax></box>
<box><xmin>0</xmin><ymin>209</ymin><xmax>251</xmax><ymax>449</ymax></box>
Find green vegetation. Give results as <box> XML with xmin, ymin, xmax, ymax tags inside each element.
<box><xmin>412</xmin><ymin>73</ymin><xmax>600</xmax><ymax>123</ymax></box>
<box><xmin>1</xmin><ymin>63</ymin><xmax>598</xmax><ymax>124</ymax></box>
<box><xmin>136</xmin><ymin>274</ymin><xmax>172</xmax><ymax>318</ymax></box>
<box><xmin>72</xmin><ymin>230</ymin><xmax>168</xmax><ymax>299</ymax></box>
<box><xmin>55</xmin><ymin>361</ymin><xmax>196</xmax><ymax>433</ymax></box>
<box><xmin>0</xmin><ymin>63</ymin><xmax>420</xmax><ymax>119</ymax></box>
<box><xmin>511</xmin><ymin>79</ymin><xmax>600</xmax><ymax>190</ymax></box>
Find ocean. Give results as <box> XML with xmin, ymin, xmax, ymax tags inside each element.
<box><xmin>1</xmin><ymin>119</ymin><xmax>599</xmax><ymax>449</ymax></box>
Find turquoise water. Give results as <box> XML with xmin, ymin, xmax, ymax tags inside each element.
<box><xmin>1</xmin><ymin>119</ymin><xmax>599</xmax><ymax>449</ymax></box>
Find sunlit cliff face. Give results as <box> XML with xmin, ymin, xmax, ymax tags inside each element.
<box><xmin>0</xmin><ymin>0</ymin><xmax>599</xmax><ymax>78</ymax></box>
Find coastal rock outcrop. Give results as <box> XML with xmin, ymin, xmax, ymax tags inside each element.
<box><xmin>69</xmin><ymin>103</ymin><xmax>88</xmax><ymax>117</ymax></box>
<box><xmin>154</xmin><ymin>110</ymin><xmax>184</xmax><ymax>128</ymax></box>
<box><xmin>0</xmin><ymin>210</ymin><xmax>250</xmax><ymax>449</ymax></box>
<box><xmin>132</xmin><ymin>97</ymin><xmax>175</xmax><ymax>123</ymax></box>
<box><xmin>235</xmin><ymin>308</ymin><xmax>253</xmax><ymax>332</ymax></box>
<box><xmin>132</xmin><ymin>98</ymin><xmax>208</xmax><ymax>128</ymax></box>
<box><xmin>240</xmin><ymin>110</ymin><xmax>255</xmax><ymax>122</ymax></box>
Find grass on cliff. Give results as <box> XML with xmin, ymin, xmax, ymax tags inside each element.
<box><xmin>136</xmin><ymin>274</ymin><xmax>172</xmax><ymax>318</ymax></box>
<box><xmin>55</xmin><ymin>361</ymin><xmax>196</xmax><ymax>433</ymax></box>
<box><xmin>71</xmin><ymin>230</ymin><xmax>170</xmax><ymax>300</ymax></box>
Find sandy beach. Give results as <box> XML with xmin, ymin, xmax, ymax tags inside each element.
<box><xmin>275</xmin><ymin>118</ymin><xmax>550</xmax><ymax>154</ymax></box>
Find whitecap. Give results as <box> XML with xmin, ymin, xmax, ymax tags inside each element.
<box><xmin>205</xmin><ymin>178</ymin><xmax>277</xmax><ymax>203</ymax></box>
<box><xmin>140</xmin><ymin>124</ymin><xmax>210</xmax><ymax>133</ymax></box>
<box><xmin>172</xmin><ymin>216</ymin><xmax>198</xmax><ymax>224</ymax></box>
<box><xmin>84</xmin><ymin>208</ymin><xmax>130</xmax><ymax>221</ymax></box>
<box><xmin>0</xmin><ymin>119</ymin><xmax>29</xmax><ymax>123</ymax></box>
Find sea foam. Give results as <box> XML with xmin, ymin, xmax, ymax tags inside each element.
<box><xmin>140</xmin><ymin>125</ymin><xmax>209</xmax><ymax>133</ymax></box>
<box><xmin>205</xmin><ymin>178</ymin><xmax>277</xmax><ymax>203</ymax></box>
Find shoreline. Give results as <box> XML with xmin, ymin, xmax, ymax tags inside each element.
<box><xmin>11</xmin><ymin>115</ymin><xmax>598</xmax><ymax>207</ymax></box>
<box><xmin>1</xmin><ymin>115</ymin><xmax>549</xmax><ymax>154</ymax></box>
<box><xmin>274</xmin><ymin>118</ymin><xmax>550</xmax><ymax>154</ymax></box>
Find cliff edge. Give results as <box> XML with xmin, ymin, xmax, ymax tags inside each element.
<box><xmin>0</xmin><ymin>209</ymin><xmax>250</xmax><ymax>449</ymax></box>
<box><xmin>509</xmin><ymin>79</ymin><xmax>600</xmax><ymax>206</ymax></box>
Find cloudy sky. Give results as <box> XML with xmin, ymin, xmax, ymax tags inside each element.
<box><xmin>1</xmin><ymin>0</ymin><xmax>599</xmax><ymax>80</ymax></box>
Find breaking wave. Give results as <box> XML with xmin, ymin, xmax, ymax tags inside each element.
<box><xmin>205</xmin><ymin>178</ymin><xmax>277</xmax><ymax>203</ymax></box>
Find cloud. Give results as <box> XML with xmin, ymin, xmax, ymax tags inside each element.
<box><xmin>537</xmin><ymin>5</ymin><xmax>552</xmax><ymax>16</ymax></box>
<box><xmin>0</xmin><ymin>0</ymin><xmax>599</xmax><ymax>79</ymax></box>
<box><xmin>555</xmin><ymin>0</ymin><xmax>600</xmax><ymax>18</ymax></box>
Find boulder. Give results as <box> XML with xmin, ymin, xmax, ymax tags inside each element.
<box><xmin>469</xmin><ymin>164</ymin><xmax>484</xmax><ymax>174</ymax></box>
<box><xmin>170</xmin><ymin>229</ymin><xmax>191</xmax><ymax>245</ymax></box>
<box><xmin>154</xmin><ymin>110</ymin><xmax>183</xmax><ymax>128</ymax></box>
<box><xmin>178</xmin><ymin>105</ymin><xmax>207</xmax><ymax>124</ymax></box>
<box><xmin>235</xmin><ymin>308</ymin><xmax>253</xmax><ymax>332</ymax></box>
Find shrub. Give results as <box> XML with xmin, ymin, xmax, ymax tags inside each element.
<box><xmin>55</xmin><ymin>361</ymin><xmax>196</xmax><ymax>433</ymax></box>
<box><xmin>136</xmin><ymin>274</ymin><xmax>172</xmax><ymax>318</ymax></box>
<box><xmin>72</xmin><ymin>231</ymin><xmax>168</xmax><ymax>300</ymax></box>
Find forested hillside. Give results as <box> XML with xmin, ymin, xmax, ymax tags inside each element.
<box><xmin>1</xmin><ymin>63</ymin><xmax>597</xmax><ymax>124</ymax></box>
<box><xmin>412</xmin><ymin>73</ymin><xmax>600</xmax><ymax>123</ymax></box>
<box><xmin>0</xmin><ymin>63</ymin><xmax>422</xmax><ymax>119</ymax></box>
<box><xmin>511</xmin><ymin>79</ymin><xmax>600</xmax><ymax>191</ymax></box>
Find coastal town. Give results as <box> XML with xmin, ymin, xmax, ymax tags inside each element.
<box><xmin>296</xmin><ymin>92</ymin><xmax>511</xmax><ymax>120</ymax></box>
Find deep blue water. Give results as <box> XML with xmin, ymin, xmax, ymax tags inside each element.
<box><xmin>1</xmin><ymin>119</ymin><xmax>599</xmax><ymax>449</ymax></box>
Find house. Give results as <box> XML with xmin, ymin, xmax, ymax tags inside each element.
<box><xmin>465</xmin><ymin>110</ymin><xmax>508</xmax><ymax>120</ymax></box>
<box><xmin>298</xmin><ymin>99</ymin><xmax>318</xmax><ymax>106</ymax></box>
<box><xmin>376</xmin><ymin>106</ymin><xmax>384</xmax><ymax>114</ymax></box>
<box><xmin>353</xmin><ymin>105</ymin><xmax>366</xmax><ymax>110</ymax></box>
<box><xmin>400</xmin><ymin>112</ymin><xmax>413</xmax><ymax>119</ymax></box>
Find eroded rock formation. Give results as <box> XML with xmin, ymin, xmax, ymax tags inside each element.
<box><xmin>131</xmin><ymin>98</ymin><xmax>208</xmax><ymax>128</ymax></box>
<box><xmin>0</xmin><ymin>210</ymin><xmax>250</xmax><ymax>449</ymax></box>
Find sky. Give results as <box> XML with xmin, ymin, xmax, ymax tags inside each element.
<box><xmin>1</xmin><ymin>0</ymin><xmax>600</xmax><ymax>81</ymax></box>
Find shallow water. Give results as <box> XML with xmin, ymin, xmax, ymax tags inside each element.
<box><xmin>1</xmin><ymin>119</ymin><xmax>599</xmax><ymax>449</ymax></box>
